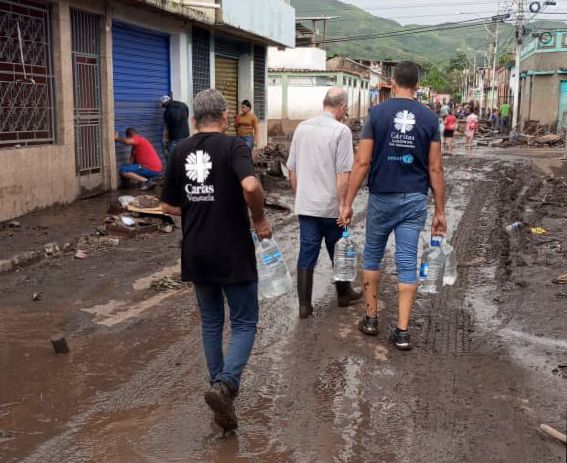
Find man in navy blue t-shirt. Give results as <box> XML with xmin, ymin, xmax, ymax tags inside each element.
<box><xmin>339</xmin><ymin>61</ymin><xmax>447</xmax><ymax>350</ymax></box>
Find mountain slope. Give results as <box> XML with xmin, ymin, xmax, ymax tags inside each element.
<box><xmin>291</xmin><ymin>0</ymin><xmax>563</xmax><ymax>65</ymax></box>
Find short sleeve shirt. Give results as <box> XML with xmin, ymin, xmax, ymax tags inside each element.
<box><xmin>164</xmin><ymin>101</ymin><xmax>190</xmax><ymax>141</ymax></box>
<box><xmin>132</xmin><ymin>135</ymin><xmax>162</xmax><ymax>172</ymax></box>
<box><xmin>362</xmin><ymin>98</ymin><xmax>440</xmax><ymax>194</ymax></box>
<box><xmin>161</xmin><ymin>133</ymin><xmax>257</xmax><ymax>284</ymax></box>
<box><xmin>500</xmin><ymin>104</ymin><xmax>511</xmax><ymax>118</ymax></box>
<box><xmin>286</xmin><ymin>112</ymin><xmax>354</xmax><ymax>218</ymax></box>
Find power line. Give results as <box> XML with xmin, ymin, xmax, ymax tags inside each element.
<box><xmin>321</xmin><ymin>17</ymin><xmax>497</xmax><ymax>44</ymax></box>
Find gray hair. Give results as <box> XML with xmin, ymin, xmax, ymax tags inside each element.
<box><xmin>193</xmin><ymin>89</ymin><xmax>228</xmax><ymax>126</ymax></box>
<box><xmin>323</xmin><ymin>87</ymin><xmax>347</xmax><ymax>108</ymax></box>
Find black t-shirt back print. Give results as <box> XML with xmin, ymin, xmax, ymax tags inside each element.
<box><xmin>161</xmin><ymin>132</ymin><xmax>257</xmax><ymax>284</ymax></box>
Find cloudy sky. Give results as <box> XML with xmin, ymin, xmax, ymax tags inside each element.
<box><xmin>340</xmin><ymin>0</ymin><xmax>566</xmax><ymax>25</ymax></box>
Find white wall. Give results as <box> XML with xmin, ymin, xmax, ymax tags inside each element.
<box><xmin>221</xmin><ymin>0</ymin><xmax>295</xmax><ymax>48</ymax></box>
<box><xmin>287</xmin><ymin>86</ymin><xmax>328</xmax><ymax>120</ymax></box>
<box><xmin>268</xmin><ymin>47</ymin><xmax>327</xmax><ymax>71</ymax></box>
<box><xmin>268</xmin><ymin>83</ymin><xmax>283</xmax><ymax>119</ymax></box>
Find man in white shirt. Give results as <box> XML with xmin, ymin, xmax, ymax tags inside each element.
<box><xmin>287</xmin><ymin>88</ymin><xmax>362</xmax><ymax>319</ymax></box>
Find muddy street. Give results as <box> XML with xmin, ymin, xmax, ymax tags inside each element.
<box><xmin>1</xmin><ymin>148</ymin><xmax>566</xmax><ymax>462</ymax></box>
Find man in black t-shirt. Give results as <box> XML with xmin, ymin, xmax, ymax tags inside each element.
<box><xmin>161</xmin><ymin>89</ymin><xmax>271</xmax><ymax>433</ymax></box>
<box><xmin>161</xmin><ymin>95</ymin><xmax>190</xmax><ymax>159</ymax></box>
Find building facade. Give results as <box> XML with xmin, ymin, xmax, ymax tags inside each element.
<box><xmin>267</xmin><ymin>49</ymin><xmax>371</xmax><ymax>126</ymax></box>
<box><xmin>519</xmin><ymin>30</ymin><xmax>567</xmax><ymax>130</ymax></box>
<box><xmin>0</xmin><ymin>0</ymin><xmax>294</xmax><ymax>221</ymax></box>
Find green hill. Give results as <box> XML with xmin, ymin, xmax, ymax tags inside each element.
<box><xmin>291</xmin><ymin>0</ymin><xmax>564</xmax><ymax>65</ymax></box>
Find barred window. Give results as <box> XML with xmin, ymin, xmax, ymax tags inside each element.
<box><xmin>192</xmin><ymin>27</ymin><xmax>210</xmax><ymax>97</ymax></box>
<box><xmin>253</xmin><ymin>45</ymin><xmax>266</xmax><ymax>121</ymax></box>
<box><xmin>0</xmin><ymin>0</ymin><xmax>55</xmax><ymax>147</ymax></box>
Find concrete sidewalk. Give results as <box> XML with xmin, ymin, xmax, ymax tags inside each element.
<box><xmin>0</xmin><ymin>190</ymin><xmax>161</xmax><ymax>274</ymax></box>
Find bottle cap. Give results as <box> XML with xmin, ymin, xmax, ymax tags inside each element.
<box><xmin>342</xmin><ymin>226</ymin><xmax>350</xmax><ymax>238</ymax></box>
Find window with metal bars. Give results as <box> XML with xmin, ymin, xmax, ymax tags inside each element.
<box><xmin>0</xmin><ymin>0</ymin><xmax>55</xmax><ymax>147</ymax></box>
<box><xmin>192</xmin><ymin>27</ymin><xmax>210</xmax><ymax>97</ymax></box>
<box><xmin>253</xmin><ymin>45</ymin><xmax>266</xmax><ymax>121</ymax></box>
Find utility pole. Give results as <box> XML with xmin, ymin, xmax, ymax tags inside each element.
<box><xmin>512</xmin><ymin>0</ymin><xmax>525</xmax><ymax>131</ymax></box>
<box><xmin>491</xmin><ymin>21</ymin><xmax>499</xmax><ymax>112</ymax></box>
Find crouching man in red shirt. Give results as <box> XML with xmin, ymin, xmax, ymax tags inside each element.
<box><xmin>115</xmin><ymin>128</ymin><xmax>163</xmax><ymax>190</ymax></box>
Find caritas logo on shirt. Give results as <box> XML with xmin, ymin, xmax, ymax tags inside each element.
<box><xmin>184</xmin><ymin>150</ymin><xmax>215</xmax><ymax>202</ymax></box>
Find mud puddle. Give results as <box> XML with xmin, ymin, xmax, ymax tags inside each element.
<box><xmin>1</xmin><ymin>152</ymin><xmax>567</xmax><ymax>462</ymax></box>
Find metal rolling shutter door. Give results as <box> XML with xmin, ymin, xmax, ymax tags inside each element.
<box><xmin>215</xmin><ymin>56</ymin><xmax>239</xmax><ymax>135</ymax></box>
<box><xmin>112</xmin><ymin>22</ymin><xmax>170</xmax><ymax>169</ymax></box>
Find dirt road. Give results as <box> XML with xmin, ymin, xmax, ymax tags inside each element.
<box><xmin>1</xmin><ymin>149</ymin><xmax>566</xmax><ymax>462</ymax></box>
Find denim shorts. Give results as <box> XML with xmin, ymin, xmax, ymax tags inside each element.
<box><xmin>363</xmin><ymin>192</ymin><xmax>427</xmax><ymax>284</ymax></box>
<box><xmin>119</xmin><ymin>164</ymin><xmax>161</xmax><ymax>178</ymax></box>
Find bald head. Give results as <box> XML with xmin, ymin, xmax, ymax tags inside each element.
<box><xmin>323</xmin><ymin>87</ymin><xmax>347</xmax><ymax>109</ymax></box>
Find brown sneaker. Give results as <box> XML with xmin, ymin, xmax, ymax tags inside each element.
<box><xmin>204</xmin><ymin>382</ymin><xmax>238</xmax><ymax>432</ymax></box>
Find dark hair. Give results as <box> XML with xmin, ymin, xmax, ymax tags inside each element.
<box><xmin>393</xmin><ymin>61</ymin><xmax>419</xmax><ymax>89</ymax></box>
<box><xmin>241</xmin><ymin>99</ymin><xmax>252</xmax><ymax>109</ymax></box>
<box><xmin>125</xmin><ymin>127</ymin><xmax>137</xmax><ymax>137</ymax></box>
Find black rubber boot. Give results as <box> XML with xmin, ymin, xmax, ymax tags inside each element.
<box><xmin>297</xmin><ymin>268</ymin><xmax>314</xmax><ymax>319</ymax></box>
<box><xmin>336</xmin><ymin>282</ymin><xmax>363</xmax><ymax>307</ymax></box>
<box><xmin>204</xmin><ymin>381</ymin><xmax>238</xmax><ymax>432</ymax></box>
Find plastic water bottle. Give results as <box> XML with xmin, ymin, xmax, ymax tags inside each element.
<box><xmin>334</xmin><ymin>227</ymin><xmax>358</xmax><ymax>282</ymax></box>
<box><xmin>252</xmin><ymin>232</ymin><xmax>293</xmax><ymax>299</ymax></box>
<box><xmin>442</xmin><ymin>241</ymin><xmax>457</xmax><ymax>286</ymax></box>
<box><xmin>420</xmin><ymin>236</ymin><xmax>445</xmax><ymax>294</ymax></box>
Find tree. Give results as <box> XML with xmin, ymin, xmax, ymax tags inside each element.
<box><xmin>422</xmin><ymin>65</ymin><xmax>447</xmax><ymax>93</ymax></box>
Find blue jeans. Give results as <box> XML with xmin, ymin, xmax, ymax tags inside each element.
<box><xmin>363</xmin><ymin>193</ymin><xmax>427</xmax><ymax>284</ymax></box>
<box><xmin>119</xmin><ymin>164</ymin><xmax>161</xmax><ymax>178</ymax></box>
<box><xmin>194</xmin><ymin>281</ymin><xmax>259</xmax><ymax>394</ymax></box>
<box><xmin>239</xmin><ymin>136</ymin><xmax>254</xmax><ymax>150</ymax></box>
<box><xmin>298</xmin><ymin>215</ymin><xmax>343</xmax><ymax>270</ymax></box>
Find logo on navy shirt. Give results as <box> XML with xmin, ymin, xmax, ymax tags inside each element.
<box><xmin>184</xmin><ymin>150</ymin><xmax>215</xmax><ymax>202</ymax></box>
<box><xmin>394</xmin><ymin>110</ymin><xmax>416</xmax><ymax>134</ymax></box>
<box><xmin>387</xmin><ymin>153</ymin><xmax>415</xmax><ymax>165</ymax></box>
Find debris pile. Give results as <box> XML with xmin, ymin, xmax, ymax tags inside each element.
<box><xmin>348</xmin><ymin>118</ymin><xmax>362</xmax><ymax>149</ymax></box>
<box><xmin>255</xmin><ymin>144</ymin><xmax>288</xmax><ymax>177</ymax></box>
<box><xmin>151</xmin><ymin>275</ymin><xmax>191</xmax><ymax>292</ymax></box>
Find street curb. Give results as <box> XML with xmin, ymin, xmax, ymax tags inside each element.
<box><xmin>0</xmin><ymin>243</ymin><xmax>60</xmax><ymax>276</ymax></box>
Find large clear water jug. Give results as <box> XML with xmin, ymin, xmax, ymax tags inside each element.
<box><xmin>420</xmin><ymin>236</ymin><xmax>445</xmax><ymax>294</ymax></box>
<box><xmin>333</xmin><ymin>227</ymin><xmax>358</xmax><ymax>282</ymax></box>
<box><xmin>252</xmin><ymin>232</ymin><xmax>293</xmax><ymax>299</ymax></box>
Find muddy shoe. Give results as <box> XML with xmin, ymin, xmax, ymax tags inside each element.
<box><xmin>391</xmin><ymin>328</ymin><xmax>412</xmax><ymax>350</ymax></box>
<box><xmin>204</xmin><ymin>382</ymin><xmax>238</xmax><ymax>432</ymax></box>
<box><xmin>336</xmin><ymin>282</ymin><xmax>363</xmax><ymax>307</ymax></box>
<box><xmin>358</xmin><ymin>316</ymin><xmax>378</xmax><ymax>336</ymax></box>
<box><xmin>140</xmin><ymin>179</ymin><xmax>156</xmax><ymax>191</ymax></box>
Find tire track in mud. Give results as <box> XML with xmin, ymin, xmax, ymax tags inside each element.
<box><xmin>421</xmin><ymin>180</ymin><xmax>492</xmax><ymax>354</ymax></box>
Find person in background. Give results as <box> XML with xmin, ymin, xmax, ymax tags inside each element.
<box><xmin>234</xmin><ymin>100</ymin><xmax>259</xmax><ymax>150</ymax></box>
<box><xmin>338</xmin><ymin>61</ymin><xmax>447</xmax><ymax>350</ymax></box>
<box><xmin>438</xmin><ymin>115</ymin><xmax>445</xmax><ymax>149</ymax></box>
<box><xmin>490</xmin><ymin>108</ymin><xmax>499</xmax><ymax>131</ymax></box>
<box><xmin>499</xmin><ymin>102</ymin><xmax>511</xmax><ymax>134</ymax></box>
<box><xmin>115</xmin><ymin>128</ymin><xmax>162</xmax><ymax>190</ymax></box>
<box><xmin>443</xmin><ymin>110</ymin><xmax>457</xmax><ymax>154</ymax></box>
<box><xmin>287</xmin><ymin>87</ymin><xmax>362</xmax><ymax>319</ymax></box>
<box><xmin>161</xmin><ymin>89</ymin><xmax>271</xmax><ymax>433</ymax></box>
<box><xmin>465</xmin><ymin>109</ymin><xmax>479</xmax><ymax>149</ymax></box>
<box><xmin>161</xmin><ymin>95</ymin><xmax>190</xmax><ymax>159</ymax></box>
<box><xmin>440</xmin><ymin>101</ymin><xmax>450</xmax><ymax>117</ymax></box>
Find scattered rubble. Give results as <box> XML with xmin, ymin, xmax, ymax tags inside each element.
<box><xmin>151</xmin><ymin>276</ymin><xmax>191</xmax><ymax>292</ymax></box>
<box><xmin>50</xmin><ymin>334</ymin><xmax>70</xmax><ymax>355</ymax></box>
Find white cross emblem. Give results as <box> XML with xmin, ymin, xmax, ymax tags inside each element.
<box><xmin>394</xmin><ymin>110</ymin><xmax>416</xmax><ymax>134</ymax></box>
<box><xmin>185</xmin><ymin>150</ymin><xmax>212</xmax><ymax>184</ymax></box>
